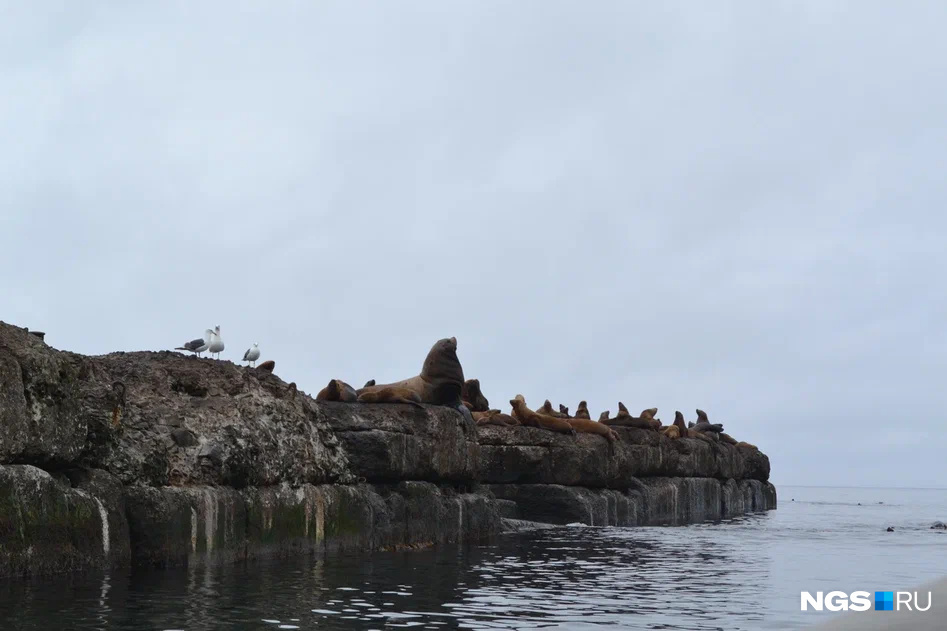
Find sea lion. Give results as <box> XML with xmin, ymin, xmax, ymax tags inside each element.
<box><xmin>539</xmin><ymin>400</ymin><xmax>569</xmax><ymax>418</ymax></box>
<box><xmin>358</xmin><ymin>337</ymin><xmax>471</xmax><ymax>421</ymax></box>
<box><xmin>688</xmin><ymin>421</ymin><xmax>695</xmax><ymax>428</ymax></box>
<box><xmin>474</xmin><ymin>410</ymin><xmax>518</xmax><ymax>426</ymax></box>
<box><xmin>640</xmin><ymin>407</ymin><xmax>657</xmax><ymax>420</ymax></box>
<box><xmin>462</xmin><ymin>400</ymin><xmax>475</xmax><ymax>411</ymax></box>
<box><xmin>599</xmin><ymin>411</ymin><xmax>610</xmax><ymax>421</ymax></box>
<box><xmin>316</xmin><ymin>378</ymin><xmax>358</xmax><ymax>402</ymax></box>
<box><xmin>617</xmin><ymin>402</ymin><xmax>630</xmax><ymax>417</ymax></box>
<box><xmin>603</xmin><ymin>414</ymin><xmax>655</xmax><ymax>430</ymax></box>
<box><xmin>357</xmin><ymin>386</ymin><xmax>425</xmax><ymax>409</ymax></box>
<box><xmin>574</xmin><ymin>401</ymin><xmax>591</xmax><ymax>419</ymax></box>
<box><xmin>662</xmin><ymin>425</ymin><xmax>681</xmax><ymax>439</ymax></box>
<box><xmin>461</xmin><ymin>379</ymin><xmax>490</xmax><ymax>412</ymax></box>
<box><xmin>364</xmin><ymin>379</ymin><xmax>376</xmax><ymax>387</ymax></box>
<box><xmin>696</xmin><ymin>408</ymin><xmax>709</xmax><ymax>423</ymax></box>
<box><xmin>256</xmin><ymin>360</ymin><xmax>275</xmax><ymax>373</ymax></box>
<box><xmin>559</xmin><ymin>404</ymin><xmax>570</xmax><ymax>416</ymax></box>
<box><xmin>719</xmin><ymin>432</ymin><xmax>738</xmax><ymax>445</ymax></box>
<box><xmin>567</xmin><ymin>417</ymin><xmax>620</xmax><ymax>441</ymax></box>
<box><xmin>510</xmin><ymin>396</ymin><xmax>576</xmax><ymax>435</ymax></box>
<box><xmin>673</xmin><ymin>411</ymin><xmax>689</xmax><ymax>435</ymax></box>
<box><xmin>735</xmin><ymin>441</ymin><xmax>758</xmax><ymax>449</ymax></box>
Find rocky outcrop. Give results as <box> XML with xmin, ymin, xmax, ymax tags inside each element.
<box><xmin>0</xmin><ymin>321</ymin><xmax>776</xmax><ymax>578</ymax></box>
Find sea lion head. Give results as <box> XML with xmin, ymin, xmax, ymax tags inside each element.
<box><xmin>559</xmin><ymin>404</ymin><xmax>569</xmax><ymax>415</ymax></box>
<box><xmin>696</xmin><ymin>408</ymin><xmax>708</xmax><ymax>422</ymax></box>
<box><xmin>641</xmin><ymin>407</ymin><xmax>658</xmax><ymax>419</ymax></box>
<box><xmin>577</xmin><ymin>400</ymin><xmax>588</xmax><ymax>410</ymax></box>
<box><xmin>675</xmin><ymin>411</ymin><xmax>684</xmax><ymax>423</ymax></box>
<box><xmin>599</xmin><ymin>411</ymin><xmax>610</xmax><ymax>421</ymax></box>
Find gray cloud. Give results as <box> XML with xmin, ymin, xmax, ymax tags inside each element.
<box><xmin>3</xmin><ymin>1</ymin><xmax>946</xmax><ymax>487</ymax></box>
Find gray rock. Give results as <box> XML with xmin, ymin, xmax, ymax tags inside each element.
<box><xmin>0</xmin><ymin>320</ymin><xmax>776</xmax><ymax>578</ymax></box>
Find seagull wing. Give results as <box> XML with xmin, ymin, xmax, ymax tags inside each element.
<box><xmin>243</xmin><ymin>347</ymin><xmax>251</xmax><ymax>361</ymax></box>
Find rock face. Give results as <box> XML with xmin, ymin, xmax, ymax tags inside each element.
<box><xmin>0</xmin><ymin>321</ymin><xmax>776</xmax><ymax>578</ymax></box>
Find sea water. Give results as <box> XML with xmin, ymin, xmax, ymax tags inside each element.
<box><xmin>1</xmin><ymin>486</ymin><xmax>944</xmax><ymax>630</ymax></box>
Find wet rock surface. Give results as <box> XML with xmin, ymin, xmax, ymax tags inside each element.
<box><xmin>0</xmin><ymin>320</ymin><xmax>776</xmax><ymax>578</ymax></box>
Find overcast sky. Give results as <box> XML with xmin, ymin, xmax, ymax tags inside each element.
<box><xmin>2</xmin><ymin>1</ymin><xmax>945</xmax><ymax>488</ymax></box>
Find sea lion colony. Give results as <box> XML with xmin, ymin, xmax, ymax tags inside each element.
<box><xmin>310</xmin><ymin>336</ymin><xmax>757</xmax><ymax>448</ymax></box>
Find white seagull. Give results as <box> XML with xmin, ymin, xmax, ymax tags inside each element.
<box><xmin>207</xmin><ymin>325</ymin><xmax>225</xmax><ymax>359</ymax></box>
<box><xmin>175</xmin><ymin>336</ymin><xmax>209</xmax><ymax>357</ymax></box>
<box><xmin>177</xmin><ymin>328</ymin><xmax>212</xmax><ymax>357</ymax></box>
<box><xmin>242</xmin><ymin>342</ymin><xmax>260</xmax><ymax>367</ymax></box>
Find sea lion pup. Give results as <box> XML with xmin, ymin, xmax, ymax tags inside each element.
<box><xmin>574</xmin><ymin>401</ymin><xmax>591</xmax><ymax>419</ymax></box>
<box><xmin>510</xmin><ymin>395</ymin><xmax>576</xmax><ymax>435</ymax></box>
<box><xmin>539</xmin><ymin>400</ymin><xmax>569</xmax><ymax>418</ymax></box>
<box><xmin>316</xmin><ymin>378</ymin><xmax>359</xmax><ymax>402</ymax></box>
<box><xmin>599</xmin><ymin>411</ymin><xmax>610</xmax><ymax>421</ymax></box>
<box><xmin>256</xmin><ymin>360</ymin><xmax>275</xmax><ymax>373</ymax></box>
<box><xmin>662</xmin><ymin>424</ymin><xmax>681</xmax><ymax>439</ymax></box>
<box><xmin>461</xmin><ymin>379</ymin><xmax>490</xmax><ymax>412</ymax></box>
<box><xmin>364</xmin><ymin>379</ymin><xmax>375</xmax><ymax>387</ymax></box>
<box><xmin>559</xmin><ymin>404</ymin><xmax>570</xmax><ymax>416</ymax></box>
<box><xmin>357</xmin><ymin>386</ymin><xmax>425</xmax><ymax>409</ymax></box>
<box><xmin>358</xmin><ymin>336</ymin><xmax>472</xmax><ymax>422</ymax></box>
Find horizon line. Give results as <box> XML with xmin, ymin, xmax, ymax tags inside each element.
<box><xmin>774</xmin><ymin>483</ymin><xmax>947</xmax><ymax>491</ymax></box>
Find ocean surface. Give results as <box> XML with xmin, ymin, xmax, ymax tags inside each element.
<box><xmin>1</xmin><ymin>485</ymin><xmax>944</xmax><ymax>630</ymax></box>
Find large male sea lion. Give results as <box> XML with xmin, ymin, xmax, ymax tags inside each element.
<box><xmin>358</xmin><ymin>337</ymin><xmax>472</xmax><ymax>421</ymax></box>
<box><xmin>461</xmin><ymin>379</ymin><xmax>490</xmax><ymax>412</ymax></box>
<box><xmin>316</xmin><ymin>379</ymin><xmax>359</xmax><ymax>402</ymax></box>
<box><xmin>616</xmin><ymin>402</ymin><xmax>630</xmax><ymax>417</ymax></box>
<box><xmin>256</xmin><ymin>360</ymin><xmax>275</xmax><ymax>373</ymax></box>
<box><xmin>574</xmin><ymin>401</ymin><xmax>591</xmax><ymax>419</ymax></box>
<box><xmin>510</xmin><ymin>396</ymin><xmax>575</xmax><ymax>435</ymax></box>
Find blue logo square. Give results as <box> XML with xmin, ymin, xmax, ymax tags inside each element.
<box><xmin>875</xmin><ymin>591</ymin><xmax>894</xmax><ymax>611</ymax></box>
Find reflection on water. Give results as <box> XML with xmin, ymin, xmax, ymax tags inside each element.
<box><xmin>1</xmin><ymin>486</ymin><xmax>945</xmax><ymax>630</ymax></box>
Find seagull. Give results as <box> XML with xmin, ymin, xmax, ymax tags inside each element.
<box><xmin>242</xmin><ymin>342</ymin><xmax>260</xmax><ymax>367</ymax></box>
<box><xmin>176</xmin><ymin>334</ymin><xmax>209</xmax><ymax>357</ymax></box>
<box><xmin>207</xmin><ymin>325</ymin><xmax>225</xmax><ymax>359</ymax></box>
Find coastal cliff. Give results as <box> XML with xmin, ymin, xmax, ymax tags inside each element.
<box><xmin>0</xmin><ymin>322</ymin><xmax>776</xmax><ymax>577</ymax></box>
